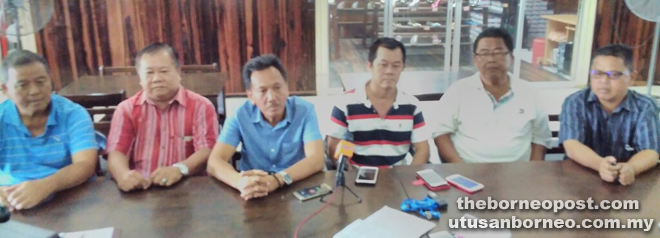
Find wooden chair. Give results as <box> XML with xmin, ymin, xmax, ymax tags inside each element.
<box><xmin>98</xmin><ymin>63</ymin><xmax>226</xmax><ymax>125</ymax></box>
<box><xmin>547</xmin><ymin>114</ymin><xmax>565</xmax><ymax>154</ymax></box>
<box><xmin>64</xmin><ymin>90</ymin><xmax>127</xmax><ymax>137</ymax></box>
<box><xmin>179</xmin><ymin>63</ymin><xmax>225</xmax><ymax>126</ymax></box>
<box><xmin>98</xmin><ymin>63</ymin><xmax>219</xmax><ymax>75</ymax></box>
<box><xmin>64</xmin><ymin>90</ymin><xmax>127</xmax><ymax>176</ymax></box>
<box><xmin>415</xmin><ymin>93</ymin><xmax>443</xmax><ymax>101</ymax></box>
<box><xmin>98</xmin><ymin>66</ymin><xmax>134</xmax><ymax>75</ymax></box>
<box><xmin>181</xmin><ymin>63</ymin><xmax>219</xmax><ymax>73</ymax></box>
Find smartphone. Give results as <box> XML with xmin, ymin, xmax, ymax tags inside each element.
<box><xmin>446</xmin><ymin>174</ymin><xmax>484</xmax><ymax>194</ymax></box>
<box><xmin>355</xmin><ymin>166</ymin><xmax>379</xmax><ymax>185</ymax></box>
<box><xmin>416</xmin><ymin>169</ymin><xmax>449</xmax><ymax>190</ymax></box>
<box><xmin>293</xmin><ymin>183</ymin><xmax>332</xmax><ymax>201</ymax></box>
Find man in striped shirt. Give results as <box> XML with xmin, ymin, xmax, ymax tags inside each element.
<box><xmin>327</xmin><ymin>38</ymin><xmax>431</xmax><ymax>167</ymax></box>
<box><xmin>0</xmin><ymin>50</ymin><xmax>98</xmax><ymax>211</ymax></box>
<box><xmin>560</xmin><ymin>45</ymin><xmax>660</xmax><ymax>185</ymax></box>
<box><xmin>107</xmin><ymin>43</ymin><xmax>219</xmax><ymax>192</ymax></box>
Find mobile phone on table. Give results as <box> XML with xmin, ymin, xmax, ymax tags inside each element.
<box><xmin>293</xmin><ymin>183</ymin><xmax>332</xmax><ymax>201</ymax></box>
<box><xmin>446</xmin><ymin>174</ymin><xmax>484</xmax><ymax>194</ymax></box>
<box><xmin>355</xmin><ymin>166</ymin><xmax>379</xmax><ymax>185</ymax></box>
<box><xmin>416</xmin><ymin>169</ymin><xmax>449</xmax><ymax>191</ymax></box>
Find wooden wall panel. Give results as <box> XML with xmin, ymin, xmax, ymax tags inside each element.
<box><xmin>36</xmin><ymin>0</ymin><xmax>316</xmax><ymax>95</ymax></box>
<box><xmin>594</xmin><ymin>0</ymin><xmax>660</xmax><ymax>84</ymax></box>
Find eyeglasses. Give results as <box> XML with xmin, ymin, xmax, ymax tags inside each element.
<box><xmin>474</xmin><ymin>51</ymin><xmax>510</xmax><ymax>58</ymax></box>
<box><xmin>589</xmin><ymin>70</ymin><xmax>630</xmax><ymax>80</ymax></box>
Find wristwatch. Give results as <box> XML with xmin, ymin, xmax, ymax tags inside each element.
<box><xmin>172</xmin><ymin>163</ymin><xmax>189</xmax><ymax>176</ymax></box>
<box><xmin>277</xmin><ymin>171</ymin><xmax>293</xmax><ymax>185</ymax></box>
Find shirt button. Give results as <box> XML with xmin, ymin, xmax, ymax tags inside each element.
<box><xmin>271</xmin><ymin>149</ymin><xmax>275</xmax><ymax>153</ymax></box>
<box><xmin>272</xmin><ymin>165</ymin><xmax>276</xmax><ymax>168</ymax></box>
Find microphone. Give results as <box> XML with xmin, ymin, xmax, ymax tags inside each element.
<box><xmin>333</xmin><ymin>140</ymin><xmax>355</xmax><ymax>187</ymax></box>
<box><xmin>0</xmin><ymin>204</ymin><xmax>10</xmax><ymax>223</ymax></box>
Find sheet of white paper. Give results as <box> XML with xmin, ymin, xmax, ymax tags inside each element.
<box><xmin>428</xmin><ymin>231</ymin><xmax>455</xmax><ymax>238</ymax></box>
<box><xmin>363</xmin><ymin>206</ymin><xmax>436</xmax><ymax>238</ymax></box>
<box><xmin>62</xmin><ymin>227</ymin><xmax>116</xmax><ymax>238</ymax></box>
<box><xmin>334</xmin><ymin>219</ymin><xmax>365</xmax><ymax>238</ymax></box>
<box><xmin>334</xmin><ymin>206</ymin><xmax>436</xmax><ymax>238</ymax></box>
<box><xmin>451</xmin><ymin>229</ymin><xmax>512</xmax><ymax>238</ymax></box>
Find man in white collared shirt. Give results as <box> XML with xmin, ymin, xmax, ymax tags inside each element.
<box><xmin>432</xmin><ymin>28</ymin><xmax>551</xmax><ymax>163</ymax></box>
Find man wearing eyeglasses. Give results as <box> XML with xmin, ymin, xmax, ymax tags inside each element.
<box><xmin>560</xmin><ymin>44</ymin><xmax>659</xmax><ymax>185</ymax></box>
<box><xmin>432</xmin><ymin>28</ymin><xmax>552</xmax><ymax>163</ymax></box>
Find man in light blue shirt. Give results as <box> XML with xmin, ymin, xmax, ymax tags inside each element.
<box><xmin>0</xmin><ymin>50</ymin><xmax>98</xmax><ymax>211</ymax></box>
<box><xmin>207</xmin><ymin>54</ymin><xmax>324</xmax><ymax>200</ymax></box>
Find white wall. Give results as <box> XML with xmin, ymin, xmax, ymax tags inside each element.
<box><xmin>0</xmin><ymin>33</ymin><xmax>39</xmax><ymax>103</ymax></box>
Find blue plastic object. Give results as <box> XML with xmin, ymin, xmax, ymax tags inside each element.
<box><xmin>400</xmin><ymin>197</ymin><xmax>441</xmax><ymax>220</ymax></box>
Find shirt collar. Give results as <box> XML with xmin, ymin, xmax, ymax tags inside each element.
<box><xmin>356</xmin><ymin>79</ymin><xmax>404</xmax><ymax>110</ymax></box>
<box><xmin>587</xmin><ymin>89</ymin><xmax>637</xmax><ymax>113</ymax></box>
<box><xmin>251</xmin><ymin>97</ymin><xmax>293</xmax><ymax>126</ymax></box>
<box><xmin>468</xmin><ymin>72</ymin><xmax>516</xmax><ymax>91</ymax></box>
<box><xmin>4</xmin><ymin>94</ymin><xmax>58</xmax><ymax>129</ymax></box>
<box><xmin>137</xmin><ymin>86</ymin><xmax>187</xmax><ymax>107</ymax></box>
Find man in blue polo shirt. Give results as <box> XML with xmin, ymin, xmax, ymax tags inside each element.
<box><xmin>0</xmin><ymin>50</ymin><xmax>98</xmax><ymax>211</ymax></box>
<box><xmin>560</xmin><ymin>44</ymin><xmax>660</xmax><ymax>185</ymax></box>
<box><xmin>207</xmin><ymin>54</ymin><xmax>324</xmax><ymax>200</ymax></box>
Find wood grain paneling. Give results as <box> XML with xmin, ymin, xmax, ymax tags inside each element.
<box><xmin>36</xmin><ymin>0</ymin><xmax>316</xmax><ymax>94</ymax></box>
<box><xmin>594</xmin><ymin>0</ymin><xmax>660</xmax><ymax>84</ymax></box>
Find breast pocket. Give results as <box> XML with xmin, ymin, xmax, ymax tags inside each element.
<box><xmin>179</xmin><ymin>135</ymin><xmax>195</xmax><ymax>156</ymax></box>
<box><xmin>281</xmin><ymin>141</ymin><xmax>302</xmax><ymax>155</ymax></box>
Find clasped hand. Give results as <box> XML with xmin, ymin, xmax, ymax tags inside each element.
<box><xmin>236</xmin><ymin>170</ymin><xmax>280</xmax><ymax>200</ymax></box>
<box><xmin>599</xmin><ymin>156</ymin><xmax>635</xmax><ymax>185</ymax></box>
<box><xmin>117</xmin><ymin>167</ymin><xmax>183</xmax><ymax>192</ymax></box>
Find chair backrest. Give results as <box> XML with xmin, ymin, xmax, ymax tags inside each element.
<box><xmin>98</xmin><ymin>66</ymin><xmax>135</xmax><ymax>76</ymax></box>
<box><xmin>99</xmin><ymin>63</ymin><xmax>219</xmax><ymax>75</ymax></box>
<box><xmin>64</xmin><ymin>90</ymin><xmax>127</xmax><ymax>108</ymax></box>
<box><xmin>98</xmin><ymin>63</ymin><xmax>225</xmax><ymax>124</ymax></box>
<box><xmin>181</xmin><ymin>63</ymin><xmax>219</xmax><ymax>73</ymax></box>
<box><xmin>64</xmin><ymin>90</ymin><xmax>127</xmax><ymax>137</ymax></box>
<box><xmin>547</xmin><ymin>114</ymin><xmax>565</xmax><ymax>154</ymax></box>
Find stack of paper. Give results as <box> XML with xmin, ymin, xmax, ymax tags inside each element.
<box><xmin>334</xmin><ymin>206</ymin><xmax>436</xmax><ymax>238</ymax></box>
<box><xmin>61</xmin><ymin>227</ymin><xmax>121</xmax><ymax>238</ymax></box>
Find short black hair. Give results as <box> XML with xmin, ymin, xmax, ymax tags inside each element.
<box><xmin>473</xmin><ymin>28</ymin><xmax>514</xmax><ymax>53</ymax></box>
<box><xmin>368</xmin><ymin>37</ymin><xmax>406</xmax><ymax>64</ymax></box>
<box><xmin>242</xmin><ymin>54</ymin><xmax>288</xmax><ymax>90</ymax></box>
<box><xmin>135</xmin><ymin>42</ymin><xmax>180</xmax><ymax>68</ymax></box>
<box><xmin>1</xmin><ymin>50</ymin><xmax>49</xmax><ymax>84</ymax></box>
<box><xmin>591</xmin><ymin>44</ymin><xmax>633</xmax><ymax>71</ymax></box>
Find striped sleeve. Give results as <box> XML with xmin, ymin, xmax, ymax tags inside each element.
<box><xmin>107</xmin><ymin>101</ymin><xmax>135</xmax><ymax>155</ymax></box>
<box><xmin>193</xmin><ymin>98</ymin><xmax>219</xmax><ymax>151</ymax></box>
<box><xmin>411</xmin><ymin>105</ymin><xmax>431</xmax><ymax>143</ymax></box>
<box><xmin>328</xmin><ymin>104</ymin><xmax>349</xmax><ymax>139</ymax></box>
<box><xmin>66</xmin><ymin>105</ymin><xmax>98</xmax><ymax>154</ymax></box>
<box><xmin>558</xmin><ymin>94</ymin><xmax>585</xmax><ymax>144</ymax></box>
<box><xmin>634</xmin><ymin>105</ymin><xmax>660</xmax><ymax>153</ymax></box>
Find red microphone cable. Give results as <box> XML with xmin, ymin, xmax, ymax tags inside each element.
<box><xmin>293</xmin><ymin>191</ymin><xmax>338</xmax><ymax>238</ymax></box>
